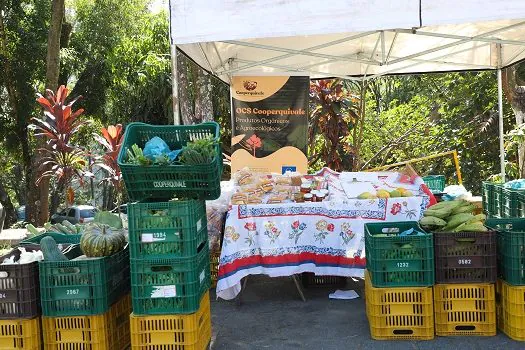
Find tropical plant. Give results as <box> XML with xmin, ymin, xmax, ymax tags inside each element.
<box><xmin>93</xmin><ymin>124</ymin><xmax>124</xmax><ymax>209</ymax></box>
<box><xmin>31</xmin><ymin>85</ymin><xmax>89</xmax><ymax>191</ymax></box>
<box><xmin>309</xmin><ymin>79</ymin><xmax>361</xmax><ymax>171</ymax></box>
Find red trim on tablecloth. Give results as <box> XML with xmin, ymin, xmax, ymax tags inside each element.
<box><xmin>218</xmin><ymin>252</ymin><xmax>366</xmax><ymax>278</ymax></box>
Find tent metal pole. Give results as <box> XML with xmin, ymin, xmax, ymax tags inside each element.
<box><xmin>171</xmin><ymin>44</ymin><xmax>180</xmax><ymax>125</ymax></box>
<box><xmin>497</xmin><ymin>67</ymin><xmax>506</xmax><ymax>182</ymax></box>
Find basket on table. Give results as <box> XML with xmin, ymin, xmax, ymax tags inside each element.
<box><xmin>434</xmin><ymin>230</ymin><xmax>497</xmax><ymax>284</ymax></box>
<box><xmin>365</xmin><ymin>221</ymin><xmax>434</xmax><ymax>287</ymax></box>
<box><xmin>422</xmin><ymin>175</ymin><xmax>445</xmax><ymax>194</ymax></box>
<box><xmin>117</xmin><ymin>122</ymin><xmax>222</xmax><ymax>201</ymax></box>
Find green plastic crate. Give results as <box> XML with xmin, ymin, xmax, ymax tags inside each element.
<box><xmin>19</xmin><ymin>232</ymin><xmax>82</xmax><ymax>245</ymax></box>
<box><xmin>364</xmin><ymin>221</ymin><xmax>434</xmax><ymax>287</ymax></box>
<box><xmin>117</xmin><ymin>122</ymin><xmax>222</xmax><ymax>201</ymax></box>
<box><xmin>492</xmin><ymin>184</ymin><xmax>504</xmax><ymax>218</ymax></box>
<box><xmin>488</xmin><ymin>218</ymin><xmax>525</xmax><ymax>285</ymax></box>
<box><xmin>128</xmin><ymin>200</ymin><xmax>207</xmax><ymax>259</ymax></box>
<box><xmin>131</xmin><ymin>245</ymin><xmax>210</xmax><ymax>315</ymax></box>
<box><xmin>519</xmin><ymin>192</ymin><xmax>525</xmax><ymax>218</ymax></box>
<box><xmin>482</xmin><ymin>181</ymin><xmax>495</xmax><ymax>215</ymax></box>
<box><xmin>502</xmin><ymin>188</ymin><xmax>525</xmax><ymax>218</ymax></box>
<box><xmin>422</xmin><ymin>175</ymin><xmax>445</xmax><ymax>193</ymax></box>
<box><xmin>39</xmin><ymin>245</ymin><xmax>130</xmax><ymax>316</ymax></box>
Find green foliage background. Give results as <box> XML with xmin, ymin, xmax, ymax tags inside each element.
<box><xmin>0</xmin><ymin>0</ymin><xmax>524</xmax><ymax>223</ymax></box>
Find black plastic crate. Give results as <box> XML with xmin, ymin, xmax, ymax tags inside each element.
<box><xmin>434</xmin><ymin>230</ymin><xmax>497</xmax><ymax>283</ymax></box>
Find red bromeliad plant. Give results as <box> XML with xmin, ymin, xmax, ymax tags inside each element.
<box><xmin>93</xmin><ymin>124</ymin><xmax>124</xmax><ymax>196</ymax></box>
<box><xmin>309</xmin><ymin>79</ymin><xmax>361</xmax><ymax>171</ymax></box>
<box><xmin>31</xmin><ymin>85</ymin><xmax>89</xmax><ymax>187</ymax></box>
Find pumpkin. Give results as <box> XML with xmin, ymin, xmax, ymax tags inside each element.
<box><xmin>80</xmin><ymin>223</ymin><xmax>126</xmax><ymax>257</ymax></box>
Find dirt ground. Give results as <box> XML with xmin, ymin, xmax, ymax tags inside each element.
<box><xmin>210</xmin><ymin>275</ymin><xmax>523</xmax><ymax>350</ymax></box>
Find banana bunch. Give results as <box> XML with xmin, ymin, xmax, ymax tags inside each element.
<box><xmin>419</xmin><ymin>200</ymin><xmax>487</xmax><ymax>232</ymax></box>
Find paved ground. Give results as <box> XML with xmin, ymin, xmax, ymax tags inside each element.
<box><xmin>210</xmin><ymin>276</ymin><xmax>523</xmax><ymax>350</ymax></box>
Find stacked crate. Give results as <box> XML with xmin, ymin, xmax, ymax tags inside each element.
<box><xmin>0</xmin><ymin>245</ymin><xmax>43</xmax><ymax>349</ymax></box>
<box><xmin>433</xmin><ymin>228</ymin><xmax>497</xmax><ymax>336</ymax></box>
<box><xmin>488</xmin><ymin>218</ymin><xmax>525</xmax><ymax>341</ymax></box>
<box><xmin>364</xmin><ymin>221</ymin><xmax>435</xmax><ymax>340</ymax></box>
<box><xmin>482</xmin><ymin>182</ymin><xmax>525</xmax><ymax>218</ymax></box>
<box><xmin>118</xmin><ymin>122</ymin><xmax>222</xmax><ymax>350</ymax></box>
<box><xmin>35</xmin><ymin>233</ymin><xmax>132</xmax><ymax>349</ymax></box>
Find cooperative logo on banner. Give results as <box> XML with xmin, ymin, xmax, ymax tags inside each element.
<box><xmin>236</xmin><ymin>80</ymin><xmax>263</xmax><ymax>96</ymax></box>
<box><xmin>243</xmin><ymin>80</ymin><xmax>257</xmax><ymax>91</ymax></box>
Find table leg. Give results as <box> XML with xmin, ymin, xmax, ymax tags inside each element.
<box><xmin>292</xmin><ymin>274</ymin><xmax>306</xmax><ymax>302</ymax></box>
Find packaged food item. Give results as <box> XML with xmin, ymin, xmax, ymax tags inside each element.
<box><xmin>275</xmin><ymin>176</ymin><xmax>292</xmax><ymax>185</ymax></box>
<box><xmin>267</xmin><ymin>195</ymin><xmax>286</xmax><ymax>204</ymax></box>
<box><xmin>316</xmin><ymin>192</ymin><xmax>326</xmax><ymax>202</ymax></box>
<box><xmin>237</xmin><ymin>171</ymin><xmax>253</xmax><ymax>185</ymax></box>
<box><xmin>259</xmin><ymin>182</ymin><xmax>274</xmax><ymax>193</ymax></box>
<box><xmin>291</xmin><ymin>176</ymin><xmax>303</xmax><ymax>186</ymax></box>
<box><xmin>294</xmin><ymin>193</ymin><xmax>305</xmax><ymax>203</ymax></box>
<box><xmin>247</xmin><ymin>196</ymin><xmax>263</xmax><ymax>204</ymax></box>
<box><xmin>304</xmin><ymin>193</ymin><xmax>313</xmax><ymax>202</ymax></box>
<box><xmin>300</xmin><ymin>184</ymin><xmax>311</xmax><ymax>194</ymax></box>
<box><xmin>231</xmin><ymin>193</ymin><xmax>248</xmax><ymax>205</ymax></box>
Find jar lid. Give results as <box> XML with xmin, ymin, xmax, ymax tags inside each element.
<box><xmin>303</xmin><ymin>193</ymin><xmax>313</xmax><ymax>199</ymax></box>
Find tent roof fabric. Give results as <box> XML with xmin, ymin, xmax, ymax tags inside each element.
<box><xmin>170</xmin><ymin>1</ymin><xmax>525</xmax><ymax>81</ymax></box>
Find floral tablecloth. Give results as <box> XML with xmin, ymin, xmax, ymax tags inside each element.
<box><xmin>216</xmin><ymin>196</ymin><xmax>429</xmax><ymax>300</ymax></box>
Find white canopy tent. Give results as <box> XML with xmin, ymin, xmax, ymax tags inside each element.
<box><xmin>169</xmin><ymin>0</ymin><xmax>525</xmax><ymax>180</ymax></box>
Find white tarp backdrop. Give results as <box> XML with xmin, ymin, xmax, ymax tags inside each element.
<box><xmin>169</xmin><ymin>0</ymin><xmax>525</xmax><ymax>82</ymax></box>
<box><xmin>169</xmin><ymin>0</ymin><xmax>525</xmax><ymax>179</ymax></box>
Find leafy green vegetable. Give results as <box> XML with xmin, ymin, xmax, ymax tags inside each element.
<box><xmin>126</xmin><ymin>144</ymin><xmax>151</xmax><ymax>165</ymax></box>
<box><xmin>178</xmin><ymin>137</ymin><xmax>216</xmax><ymax>165</ymax></box>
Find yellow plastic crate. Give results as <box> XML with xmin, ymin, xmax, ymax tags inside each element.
<box><xmin>434</xmin><ymin>283</ymin><xmax>496</xmax><ymax>336</ymax></box>
<box><xmin>0</xmin><ymin>317</ymin><xmax>41</xmax><ymax>350</ymax></box>
<box><xmin>364</xmin><ymin>270</ymin><xmax>434</xmax><ymax>340</ymax></box>
<box><xmin>43</xmin><ymin>293</ymin><xmax>131</xmax><ymax>350</ymax></box>
<box><xmin>210</xmin><ymin>248</ymin><xmax>220</xmax><ymax>288</ymax></box>
<box><xmin>130</xmin><ymin>291</ymin><xmax>211</xmax><ymax>349</ymax></box>
<box><xmin>497</xmin><ymin>279</ymin><xmax>525</xmax><ymax>341</ymax></box>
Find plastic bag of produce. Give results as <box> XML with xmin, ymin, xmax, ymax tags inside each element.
<box><xmin>206</xmin><ymin>181</ymin><xmax>234</xmax><ymax>251</ymax></box>
<box><xmin>143</xmin><ymin>136</ymin><xmax>181</xmax><ymax>162</ymax></box>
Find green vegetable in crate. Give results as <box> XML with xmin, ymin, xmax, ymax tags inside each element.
<box><xmin>126</xmin><ymin>144</ymin><xmax>151</xmax><ymax>165</ymax></box>
<box><xmin>419</xmin><ymin>216</ymin><xmax>447</xmax><ymax>229</ymax></box>
<box><xmin>178</xmin><ymin>137</ymin><xmax>217</xmax><ymax>165</ymax></box>
<box><xmin>40</xmin><ymin>236</ymin><xmax>70</xmax><ymax>261</ymax></box>
<box><xmin>80</xmin><ymin>211</ymin><xmax>126</xmax><ymax>257</ymax></box>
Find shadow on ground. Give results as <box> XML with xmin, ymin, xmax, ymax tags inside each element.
<box><xmin>210</xmin><ymin>275</ymin><xmax>522</xmax><ymax>350</ymax></box>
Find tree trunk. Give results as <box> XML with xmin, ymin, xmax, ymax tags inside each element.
<box><xmin>195</xmin><ymin>70</ymin><xmax>214</xmax><ymax>122</ymax></box>
<box><xmin>502</xmin><ymin>65</ymin><xmax>525</xmax><ymax>178</ymax></box>
<box><xmin>38</xmin><ymin>0</ymin><xmax>65</xmax><ymax>225</ymax></box>
<box><xmin>177</xmin><ymin>52</ymin><xmax>195</xmax><ymax>125</ymax></box>
<box><xmin>0</xmin><ymin>179</ymin><xmax>17</xmax><ymax>228</ymax></box>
